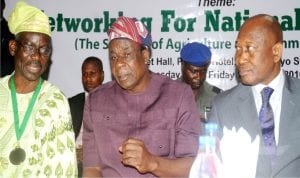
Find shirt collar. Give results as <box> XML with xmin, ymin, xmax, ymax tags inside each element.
<box><xmin>252</xmin><ymin>70</ymin><xmax>285</xmax><ymax>95</ymax></box>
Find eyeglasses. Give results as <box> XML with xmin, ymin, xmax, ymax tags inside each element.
<box><xmin>16</xmin><ymin>41</ymin><xmax>52</xmax><ymax>57</ymax></box>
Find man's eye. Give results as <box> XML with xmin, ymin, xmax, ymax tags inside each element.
<box><xmin>24</xmin><ymin>45</ymin><xmax>34</xmax><ymax>51</ymax></box>
<box><xmin>248</xmin><ymin>46</ymin><xmax>255</xmax><ymax>52</ymax></box>
<box><xmin>40</xmin><ymin>47</ymin><xmax>51</xmax><ymax>54</ymax></box>
<box><xmin>90</xmin><ymin>72</ymin><xmax>96</xmax><ymax>76</ymax></box>
<box><xmin>110</xmin><ymin>56</ymin><xmax>117</xmax><ymax>61</ymax></box>
<box><xmin>40</xmin><ymin>47</ymin><xmax>49</xmax><ymax>52</ymax></box>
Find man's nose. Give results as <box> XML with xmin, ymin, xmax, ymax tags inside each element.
<box><xmin>30</xmin><ymin>50</ymin><xmax>42</xmax><ymax>59</ymax></box>
<box><xmin>236</xmin><ymin>50</ymin><xmax>250</xmax><ymax>65</ymax></box>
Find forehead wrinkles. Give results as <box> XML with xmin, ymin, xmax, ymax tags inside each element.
<box><xmin>83</xmin><ymin>66</ymin><xmax>98</xmax><ymax>72</ymax></box>
<box><xmin>186</xmin><ymin>64</ymin><xmax>204</xmax><ymax>71</ymax></box>
<box><xmin>109</xmin><ymin>39</ymin><xmax>141</xmax><ymax>53</ymax></box>
<box><xmin>18</xmin><ymin>32</ymin><xmax>50</xmax><ymax>43</ymax></box>
<box><xmin>238</xmin><ymin>18</ymin><xmax>277</xmax><ymax>45</ymax></box>
<box><xmin>237</xmin><ymin>26</ymin><xmax>269</xmax><ymax>46</ymax></box>
<box><xmin>115</xmin><ymin>43</ymin><xmax>130</xmax><ymax>51</ymax></box>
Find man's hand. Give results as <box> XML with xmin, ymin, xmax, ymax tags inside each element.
<box><xmin>119</xmin><ymin>137</ymin><xmax>158</xmax><ymax>174</ymax></box>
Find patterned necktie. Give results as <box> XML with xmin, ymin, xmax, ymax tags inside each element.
<box><xmin>258</xmin><ymin>87</ymin><xmax>276</xmax><ymax>165</ymax></box>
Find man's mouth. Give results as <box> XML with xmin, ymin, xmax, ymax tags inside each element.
<box><xmin>26</xmin><ymin>62</ymin><xmax>42</xmax><ymax>73</ymax></box>
<box><xmin>239</xmin><ymin>69</ymin><xmax>251</xmax><ymax>77</ymax></box>
<box><xmin>117</xmin><ymin>73</ymin><xmax>129</xmax><ymax>82</ymax></box>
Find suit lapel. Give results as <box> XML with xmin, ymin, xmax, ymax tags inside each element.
<box><xmin>237</xmin><ymin>85</ymin><xmax>261</xmax><ymax>140</ymax></box>
<box><xmin>273</xmin><ymin>75</ymin><xmax>300</xmax><ymax>176</ymax></box>
<box><xmin>71</xmin><ymin>92</ymin><xmax>85</xmax><ymax>138</ymax></box>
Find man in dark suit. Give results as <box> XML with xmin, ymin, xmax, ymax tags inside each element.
<box><xmin>1</xmin><ymin>0</ymin><xmax>15</xmax><ymax>77</ymax></box>
<box><xmin>209</xmin><ymin>14</ymin><xmax>300</xmax><ymax>177</ymax></box>
<box><xmin>68</xmin><ymin>56</ymin><xmax>104</xmax><ymax>177</ymax></box>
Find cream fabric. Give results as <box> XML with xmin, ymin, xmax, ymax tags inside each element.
<box><xmin>0</xmin><ymin>75</ymin><xmax>77</xmax><ymax>177</ymax></box>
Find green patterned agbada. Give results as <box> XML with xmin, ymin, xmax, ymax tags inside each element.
<box><xmin>0</xmin><ymin>75</ymin><xmax>77</xmax><ymax>178</ymax></box>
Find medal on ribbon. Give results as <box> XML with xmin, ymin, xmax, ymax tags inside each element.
<box><xmin>9</xmin><ymin>76</ymin><xmax>42</xmax><ymax>165</ymax></box>
<box><xmin>9</xmin><ymin>146</ymin><xmax>26</xmax><ymax>165</ymax></box>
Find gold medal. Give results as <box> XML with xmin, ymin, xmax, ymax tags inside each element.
<box><xmin>9</xmin><ymin>147</ymin><xmax>26</xmax><ymax>165</ymax></box>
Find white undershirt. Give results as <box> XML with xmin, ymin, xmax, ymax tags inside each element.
<box><xmin>75</xmin><ymin>92</ymin><xmax>88</xmax><ymax>149</ymax></box>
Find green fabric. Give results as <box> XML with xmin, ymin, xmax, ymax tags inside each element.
<box><xmin>197</xmin><ymin>81</ymin><xmax>221</xmax><ymax>117</ymax></box>
<box><xmin>0</xmin><ymin>75</ymin><xmax>77</xmax><ymax>177</ymax></box>
<box><xmin>10</xmin><ymin>76</ymin><xmax>42</xmax><ymax>141</ymax></box>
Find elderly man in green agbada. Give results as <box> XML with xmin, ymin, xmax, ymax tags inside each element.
<box><xmin>0</xmin><ymin>2</ymin><xmax>77</xmax><ymax>177</ymax></box>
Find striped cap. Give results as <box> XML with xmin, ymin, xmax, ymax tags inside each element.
<box><xmin>108</xmin><ymin>16</ymin><xmax>152</xmax><ymax>48</ymax></box>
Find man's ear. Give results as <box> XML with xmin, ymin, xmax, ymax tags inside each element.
<box><xmin>272</xmin><ymin>42</ymin><xmax>283</xmax><ymax>63</ymax></box>
<box><xmin>142</xmin><ymin>47</ymin><xmax>151</xmax><ymax>64</ymax></box>
<box><xmin>100</xmin><ymin>70</ymin><xmax>105</xmax><ymax>84</ymax></box>
<box><xmin>8</xmin><ymin>40</ymin><xmax>17</xmax><ymax>56</ymax></box>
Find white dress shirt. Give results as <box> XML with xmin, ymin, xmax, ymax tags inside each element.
<box><xmin>75</xmin><ymin>92</ymin><xmax>88</xmax><ymax>149</ymax></box>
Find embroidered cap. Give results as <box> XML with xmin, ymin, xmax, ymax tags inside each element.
<box><xmin>108</xmin><ymin>16</ymin><xmax>152</xmax><ymax>48</ymax></box>
<box><xmin>8</xmin><ymin>1</ymin><xmax>51</xmax><ymax>37</ymax></box>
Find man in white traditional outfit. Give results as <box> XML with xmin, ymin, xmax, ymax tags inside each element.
<box><xmin>0</xmin><ymin>1</ymin><xmax>77</xmax><ymax>177</ymax></box>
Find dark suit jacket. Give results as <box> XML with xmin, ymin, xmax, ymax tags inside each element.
<box><xmin>1</xmin><ymin>18</ymin><xmax>15</xmax><ymax>77</ymax></box>
<box><xmin>68</xmin><ymin>92</ymin><xmax>85</xmax><ymax>139</ymax></box>
<box><xmin>210</xmin><ymin>73</ymin><xmax>300</xmax><ymax>177</ymax></box>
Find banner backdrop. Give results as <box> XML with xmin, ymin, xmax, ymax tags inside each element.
<box><xmin>4</xmin><ymin>0</ymin><xmax>300</xmax><ymax>97</ymax></box>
